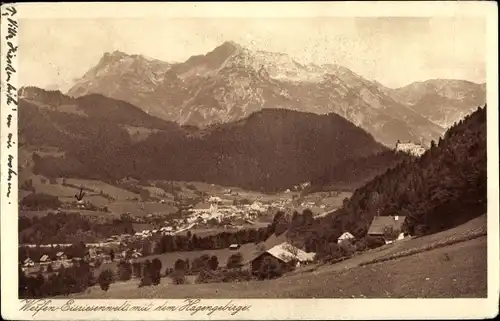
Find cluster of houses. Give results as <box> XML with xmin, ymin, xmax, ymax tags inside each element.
<box><xmin>336</xmin><ymin>215</ymin><xmax>410</xmax><ymax>245</ymax></box>
<box><xmin>247</xmin><ymin>214</ymin><xmax>410</xmax><ymax>274</ymax></box>
<box><xmin>21</xmin><ymin>246</ymin><xmax>121</xmax><ymax>274</ymax></box>
<box><xmin>186</xmin><ymin>196</ymin><xmax>270</xmax><ymax>225</ymax></box>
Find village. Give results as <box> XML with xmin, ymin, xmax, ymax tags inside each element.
<box><xmin>20</xmin><ymin>190</ymin><xmax>298</xmax><ymax>270</ymax></box>
<box><xmin>20</xmin><ymin>194</ymin><xmax>411</xmax><ymax>279</ymax></box>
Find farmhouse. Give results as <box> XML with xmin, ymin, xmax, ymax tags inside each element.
<box><xmin>249</xmin><ymin>242</ymin><xmax>315</xmax><ymax>273</ymax></box>
<box><xmin>39</xmin><ymin>254</ymin><xmax>50</xmax><ymax>264</ymax></box>
<box><xmin>23</xmin><ymin>258</ymin><xmax>35</xmax><ymax>267</ymax></box>
<box><xmin>55</xmin><ymin>252</ymin><xmax>67</xmax><ymax>261</ymax></box>
<box><xmin>229</xmin><ymin>244</ymin><xmax>241</xmax><ymax>251</ymax></box>
<box><xmin>367</xmin><ymin>215</ymin><xmax>407</xmax><ymax>243</ymax></box>
<box><xmin>337</xmin><ymin>232</ymin><xmax>355</xmax><ymax>244</ymax></box>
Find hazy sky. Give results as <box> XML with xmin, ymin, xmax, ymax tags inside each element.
<box><xmin>19</xmin><ymin>16</ymin><xmax>486</xmax><ymax>90</ymax></box>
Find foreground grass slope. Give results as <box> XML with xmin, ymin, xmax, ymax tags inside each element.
<box><xmin>70</xmin><ymin>215</ymin><xmax>487</xmax><ymax>298</ymax></box>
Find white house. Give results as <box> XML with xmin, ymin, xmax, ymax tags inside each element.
<box><xmin>229</xmin><ymin>244</ymin><xmax>241</xmax><ymax>250</ymax></box>
<box><xmin>23</xmin><ymin>258</ymin><xmax>35</xmax><ymax>267</ymax></box>
<box><xmin>337</xmin><ymin>232</ymin><xmax>355</xmax><ymax>244</ymax></box>
<box><xmin>208</xmin><ymin>196</ymin><xmax>222</xmax><ymax>204</ymax></box>
<box><xmin>39</xmin><ymin>254</ymin><xmax>50</xmax><ymax>264</ymax></box>
<box><xmin>55</xmin><ymin>252</ymin><xmax>67</xmax><ymax>261</ymax></box>
<box><xmin>250</xmin><ymin>201</ymin><xmax>267</xmax><ymax>212</ymax></box>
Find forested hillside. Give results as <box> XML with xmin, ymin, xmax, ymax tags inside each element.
<box><xmin>289</xmin><ymin>105</ymin><xmax>487</xmax><ymax>251</ymax></box>
<box><xmin>310</xmin><ymin>150</ymin><xmax>414</xmax><ymax>190</ymax></box>
<box><xmin>21</xmin><ymin>89</ymin><xmax>387</xmax><ymax>192</ymax></box>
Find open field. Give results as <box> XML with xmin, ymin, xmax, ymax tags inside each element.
<box><xmin>107</xmin><ymin>201</ymin><xmax>178</xmax><ymax>217</ymax></box>
<box><xmin>92</xmin><ymin>233</ymin><xmax>287</xmax><ymax>278</ymax></box>
<box><xmin>72</xmin><ymin>215</ymin><xmax>487</xmax><ymax>298</ymax></box>
<box><xmin>176</xmin><ymin>221</ymin><xmax>270</xmax><ymax>238</ymax></box>
<box><xmin>65</xmin><ymin>178</ymin><xmax>139</xmax><ymax>200</ymax></box>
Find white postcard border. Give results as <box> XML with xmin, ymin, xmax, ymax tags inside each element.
<box><xmin>1</xmin><ymin>2</ymin><xmax>499</xmax><ymax>320</ymax></box>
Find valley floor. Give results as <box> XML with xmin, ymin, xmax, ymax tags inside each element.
<box><xmin>69</xmin><ymin>215</ymin><xmax>488</xmax><ymax>299</ymax></box>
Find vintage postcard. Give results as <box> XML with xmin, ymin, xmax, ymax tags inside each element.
<box><xmin>1</xmin><ymin>1</ymin><xmax>499</xmax><ymax>320</ymax></box>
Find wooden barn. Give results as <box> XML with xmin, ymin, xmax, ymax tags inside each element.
<box><xmin>249</xmin><ymin>242</ymin><xmax>315</xmax><ymax>273</ymax></box>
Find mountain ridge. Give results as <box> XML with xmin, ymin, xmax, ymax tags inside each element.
<box><xmin>64</xmin><ymin>41</ymin><xmax>485</xmax><ymax>146</ymax></box>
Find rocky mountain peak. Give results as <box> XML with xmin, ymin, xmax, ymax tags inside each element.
<box><xmin>65</xmin><ymin>43</ymin><xmax>485</xmax><ymax>147</ymax></box>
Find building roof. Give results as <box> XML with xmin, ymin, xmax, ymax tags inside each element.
<box><xmin>338</xmin><ymin>232</ymin><xmax>354</xmax><ymax>240</ymax></box>
<box><xmin>265</xmin><ymin>242</ymin><xmax>315</xmax><ymax>263</ymax></box>
<box><xmin>367</xmin><ymin>215</ymin><xmax>406</xmax><ymax>235</ymax></box>
<box><xmin>39</xmin><ymin>254</ymin><xmax>50</xmax><ymax>262</ymax></box>
<box><xmin>56</xmin><ymin>252</ymin><xmax>65</xmax><ymax>257</ymax></box>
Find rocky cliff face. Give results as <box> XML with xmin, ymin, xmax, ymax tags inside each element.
<box><xmin>66</xmin><ymin>41</ymin><xmax>484</xmax><ymax>146</ymax></box>
<box><xmin>68</xmin><ymin>51</ymin><xmax>173</xmax><ymax>113</ymax></box>
<box><xmin>391</xmin><ymin>79</ymin><xmax>486</xmax><ymax>128</ymax></box>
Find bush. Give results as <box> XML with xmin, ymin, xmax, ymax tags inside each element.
<box><xmin>314</xmin><ymin>242</ymin><xmax>335</xmax><ymax>261</ymax></box>
<box><xmin>221</xmin><ymin>268</ymin><xmax>254</xmax><ymax>283</ymax></box>
<box><xmin>226</xmin><ymin>253</ymin><xmax>243</xmax><ymax>269</ymax></box>
<box><xmin>151</xmin><ymin>258</ymin><xmax>162</xmax><ymax>285</ymax></box>
<box><xmin>196</xmin><ymin>268</ymin><xmax>254</xmax><ymax>284</ymax></box>
<box><xmin>117</xmin><ymin>261</ymin><xmax>132</xmax><ymax>281</ymax></box>
<box><xmin>366</xmin><ymin>235</ymin><xmax>386</xmax><ymax>249</ymax></box>
<box><xmin>98</xmin><ymin>269</ymin><xmax>114</xmax><ymax>292</ymax></box>
<box><xmin>170</xmin><ymin>270</ymin><xmax>187</xmax><ymax>285</ymax></box>
<box><xmin>132</xmin><ymin>262</ymin><xmax>142</xmax><ymax>278</ymax></box>
<box><xmin>191</xmin><ymin>254</ymin><xmax>217</xmax><ymax>273</ymax></box>
<box><xmin>209</xmin><ymin>255</ymin><xmax>219</xmax><ymax>271</ymax></box>
<box><xmin>169</xmin><ymin>258</ymin><xmax>188</xmax><ymax>285</ymax></box>
<box><xmin>174</xmin><ymin>258</ymin><xmax>186</xmax><ymax>271</ymax></box>
<box><xmin>195</xmin><ymin>268</ymin><xmax>220</xmax><ymax>284</ymax></box>
<box><xmin>139</xmin><ymin>260</ymin><xmax>153</xmax><ymax>287</ymax></box>
<box><xmin>338</xmin><ymin>240</ymin><xmax>356</xmax><ymax>256</ymax></box>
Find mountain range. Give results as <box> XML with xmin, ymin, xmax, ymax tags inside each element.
<box><xmin>66</xmin><ymin>41</ymin><xmax>486</xmax><ymax>147</ymax></box>
<box><xmin>20</xmin><ymin>87</ymin><xmax>399</xmax><ymax>192</ymax></box>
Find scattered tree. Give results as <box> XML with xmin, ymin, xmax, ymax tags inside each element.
<box><xmin>98</xmin><ymin>269</ymin><xmax>114</xmax><ymax>292</ymax></box>
<box><xmin>151</xmin><ymin>258</ymin><xmax>162</xmax><ymax>285</ymax></box>
<box><xmin>209</xmin><ymin>255</ymin><xmax>219</xmax><ymax>271</ymax></box>
<box><xmin>118</xmin><ymin>261</ymin><xmax>132</xmax><ymax>281</ymax></box>
<box><xmin>226</xmin><ymin>253</ymin><xmax>243</xmax><ymax>270</ymax></box>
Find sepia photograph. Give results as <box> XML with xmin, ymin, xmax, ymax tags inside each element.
<box><xmin>1</xmin><ymin>1</ymin><xmax>498</xmax><ymax>320</ymax></box>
